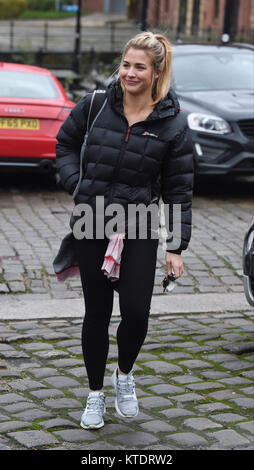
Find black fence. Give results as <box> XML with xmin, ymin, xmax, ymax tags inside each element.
<box><xmin>0</xmin><ymin>21</ymin><xmax>253</xmax><ymax>54</ymax></box>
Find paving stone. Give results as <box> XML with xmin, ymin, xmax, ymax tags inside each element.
<box><xmin>221</xmin><ymin>360</ymin><xmax>253</xmax><ymax>371</ymax></box>
<box><xmin>236</xmin><ymin>421</ymin><xmax>254</xmax><ymax>434</ymax></box>
<box><xmin>135</xmin><ymin>375</ymin><xmax>165</xmax><ymax>386</ymax></box>
<box><xmin>22</xmin><ymin>342</ymin><xmax>53</xmax><ymax>351</ymax></box>
<box><xmin>53</xmin><ymin>339</ymin><xmax>80</xmax><ymax>348</ymax></box>
<box><xmin>178</xmin><ymin>359</ymin><xmax>213</xmax><ymax>369</ymax></box>
<box><xmin>139</xmin><ymin>396</ymin><xmax>173</xmax><ymax>409</ymax></box>
<box><xmin>39</xmin><ymin>418</ymin><xmax>77</xmax><ymax>430</ymax></box>
<box><xmin>185</xmin><ymin>382</ymin><xmax>224</xmax><ymax>391</ymax></box>
<box><xmin>53</xmin><ymin>429</ymin><xmax>97</xmax><ymax>442</ymax></box>
<box><xmin>219</xmin><ymin>377</ymin><xmax>252</xmax><ymax>385</ymax></box>
<box><xmin>111</xmin><ymin>431</ymin><xmax>158</xmax><ymax>447</ymax></box>
<box><xmin>29</xmin><ymin>389</ymin><xmax>65</xmax><ymax>399</ymax></box>
<box><xmin>43</xmin><ymin>398</ymin><xmax>81</xmax><ymax>409</ymax></box>
<box><xmin>68</xmin><ymin>388</ymin><xmax>87</xmax><ymax>398</ymax></box>
<box><xmin>0</xmin><ymin>421</ymin><xmax>31</xmax><ymax>433</ymax></box>
<box><xmin>230</xmin><ymin>398</ymin><xmax>254</xmax><ymax>408</ymax></box>
<box><xmin>240</xmin><ymin>386</ymin><xmax>254</xmax><ymax>395</ymax></box>
<box><xmin>202</xmin><ymin>371</ymin><xmax>231</xmax><ymax>379</ymax></box>
<box><xmin>9</xmin><ymin>379</ymin><xmax>46</xmax><ymax>391</ymax></box>
<box><xmin>139</xmin><ymin>419</ymin><xmax>175</xmax><ymax>432</ymax></box>
<box><xmin>42</xmin><ymin>376</ymin><xmax>81</xmax><ymax>388</ymax></box>
<box><xmin>202</xmin><ymin>353</ymin><xmax>237</xmax><ymax>362</ymax></box>
<box><xmin>207</xmin><ymin>429</ymin><xmax>251</xmax><ymax>448</ymax></box>
<box><xmin>0</xmin><ymin>370</ymin><xmax>21</xmax><ymax>378</ymax></box>
<box><xmin>241</xmin><ymin>370</ymin><xmax>254</xmax><ymax>379</ymax></box>
<box><xmin>9</xmin><ymin>322</ymin><xmax>39</xmax><ymax>331</ymax></box>
<box><xmin>196</xmin><ymin>403</ymin><xmax>231</xmax><ymax>413</ymax></box>
<box><xmin>208</xmin><ymin>390</ymin><xmax>244</xmax><ymax>400</ymax></box>
<box><xmin>8</xmin><ymin>430</ymin><xmax>59</xmax><ymax>448</ymax></box>
<box><xmin>171</xmin><ymin>375</ymin><xmax>202</xmax><ymax>384</ymax></box>
<box><xmin>169</xmin><ymin>393</ymin><xmax>205</xmax><ymax>403</ymax></box>
<box><xmin>167</xmin><ymin>432</ymin><xmax>208</xmax><ymax>447</ymax></box>
<box><xmin>33</xmin><ymin>350</ymin><xmax>69</xmax><ymax>359</ymax></box>
<box><xmin>0</xmin><ymin>393</ymin><xmax>25</xmax><ymax>404</ymax></box>
<box><xmin>28</xmin><ymin>367</ymin><xmax>58</xmax><ymax>378</ymax></box>
<box><xmin>0</xmin><ymin>351</ymin><xmax>29</xmax><ymax>359</ymax></box>
<box><xmin>159</xmin><ymin>352</ymin><xmax>192</xmax><ymax>360</ymax></box>
<box><xmin>148</xmin><ymin>384</ymin><xmax>184</xmax><ymax>394</ymax></box>
<box><xmin>68</xmin><ymin>367</ymin><xmax>86</xmax><ymax>378</ymax></box>
<box><xmin>96</xmin><ymin>423</ymin><xmax>130</xmax><ymax>435</ymax></box>
<box><xmin>142</xmin><ymin>361</ymin><xmax>182</xmax><ymax>374</ymax></box>
<box><xmin>222</xmin><ymin>342</ymin><xmax>254</xmax><ymax>355</ymax></box>
<box><xmin>14</xmin><ymin>409</ymin><xmax>53</xmax><ymax>421</ymax></box>
<box><xmin>49</xmin><ymin>359</ymin><xmax>84</xmax><ymax>367</ymax></box>
<box><xmin>212</xmin><ymin>413</ymin><xmax>247</xmax><ymax>423</ymax></box>
<box><xmin>159</xmin><ymin>408</ymin><xmax>195</xmax><ymax>419</ymax></box>
<box><xmin>183</xmin><ymin>417</ymin><xmax>222</xmax><ymax>430</ymax></box>
<box><xmin>5</xmin><ymin>402</ymin><xmax>39</xmax><ymax>413</ymax></box>
<box><xmin>0</xmin><ymin>413</ymin><xmax>10</xmax><ymax>422</ymax></box>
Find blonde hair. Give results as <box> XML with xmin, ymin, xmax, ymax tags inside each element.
<box><xmin>117</xmin><ymin>31</ymin><xmax>172</xmax><ymax>104</ymax></box>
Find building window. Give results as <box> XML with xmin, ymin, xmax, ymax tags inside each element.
<box><xmin>214</xmin><ymin>0</ymin><xmax>219</xmax><ymax>19</ymax></box>
<box><xmin>165</xmin><ymin>0</ymin><xmax>169</xmax><ymax>11</ymax></box>
<box><xmin>177</xmin><ymin>0</ymin><xmax>187</xmax><ymax>34</ymax></box>
<box><xmin>192</xmin><ymin>0</ymin><xmax>200</xmax><ymax>35</ymax></box>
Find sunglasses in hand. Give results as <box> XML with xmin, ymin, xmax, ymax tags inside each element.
<box><xmin>162</xmin><ymin>272</ymin><xmax>176</xmax><ymax>293</ymax></box>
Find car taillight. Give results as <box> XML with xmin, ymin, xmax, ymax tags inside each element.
<box><xmin>58</xmin><ymin>107</ymin><xmax>72</xmax><ymax>121</ymax></box>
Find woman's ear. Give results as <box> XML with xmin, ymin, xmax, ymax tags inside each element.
<box><xmin>155</xmin><ymin>69</ymin><xmax>162</xmax><ymax>80</ymax></box>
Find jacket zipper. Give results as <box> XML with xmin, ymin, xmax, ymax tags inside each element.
<box><xmin>108</xmin><ymin>126</ymin><xmax>130</xmax><ymax>204</ymax></box>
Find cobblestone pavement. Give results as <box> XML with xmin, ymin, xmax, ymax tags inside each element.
<box><xmin>0</xmin><ymin>312</ymin><xmax>253</xmax><ymax>450</ymax></box>
<box><xmin>0</xmin><ymin>176</ymin><xmax>254</xmax><ymax>450</ymax></box>
<box><xmin>0</xmin><ymin>179</ymin><xmax>252</xmax><ymax>300</ymax></box>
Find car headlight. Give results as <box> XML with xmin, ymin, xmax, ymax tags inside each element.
<box><xmin>187</xmin><ymin>113</ymin><xmax>231</xmax><ymax>134</ymax></box>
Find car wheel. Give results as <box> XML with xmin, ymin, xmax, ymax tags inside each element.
<box><xmin>243</xmin><ymin>223</ymin><xmax>254</xmax><ymax>307</ymax></box>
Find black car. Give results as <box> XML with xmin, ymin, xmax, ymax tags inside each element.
<box><xmin>243</xmin><ymin>218</ymin><xmax>254</xmax><ymax>307</ymax></box>
<box><xmin>171</xmin><ymin>44</ymin><xmax>254</xmax><ymax>177</ymax></box>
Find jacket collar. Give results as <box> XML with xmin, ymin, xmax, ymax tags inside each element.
<box><xmin>106</xmin><ymin>79</ymin><xmax>180</xmax><ymax>121</ymax></box>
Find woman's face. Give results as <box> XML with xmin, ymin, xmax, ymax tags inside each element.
<box><xmin>119</xmin><ymin>47</ymin><xmax>159</xmax><ymax>98</ymax></box>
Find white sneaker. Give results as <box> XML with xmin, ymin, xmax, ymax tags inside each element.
<box><xmin>80</xmin><ymin>391</ymin><xmax>106</xmax><ymax>429</ymax></box>
<box><xmin>111</xmin><ymin>368</ymin><xmax>139</xmax><ymax>418</ymax></box>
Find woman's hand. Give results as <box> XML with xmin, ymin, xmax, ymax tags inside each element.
<box><xmin>165</xmin><ymin>252</ymin><xmax>184</xmax><ymax>279</ymax></box>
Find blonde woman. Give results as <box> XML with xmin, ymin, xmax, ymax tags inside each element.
<box><xmin>55</xmin><ymin>32</ymin><xmax>194</xmax><ymax>429</ymax></box>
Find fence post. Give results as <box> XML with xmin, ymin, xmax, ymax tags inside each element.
<box><xmin>207</xmin><ymin>26</ymin><xmax>212</xmax><ymax>42</ymax></box>
<box><xmin>110</xmin><ymin>22</ymin><xmax>115</xmax><ymax>51</ymax></box>
<box><xmin>10</xmin><ymin>21</ymin><xmax>14</xmax><ymax>50</ymax></box>
<box><xmin>44</xmin><ymin>22</ymin><xmax>48</xmax><ymax>51</ymax></box>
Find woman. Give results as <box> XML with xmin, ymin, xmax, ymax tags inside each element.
<box><xmin>55</xmin><ymin>32</ymin><xmax>194</xmax><ymax>430</ymax></box>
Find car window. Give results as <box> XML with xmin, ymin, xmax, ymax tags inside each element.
<box><xmin>172</xmin><ymin>53</ymin><xmax>254</xmax><ymax>92</ymax></box>
<box><xmin>0</xmin><ymin>71</ymin><xmax>59</xmax><ymax>99</ymax></box>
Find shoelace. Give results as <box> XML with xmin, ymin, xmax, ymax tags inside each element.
<box><xmin>86</xmin><ymin>395</ymin><xmax>105</xmax><ymax>414</ymax></box>
<box><xmin>117</xmin><ymin>377</ymin><xmax>135</xmax><ymax>402</ymax></box>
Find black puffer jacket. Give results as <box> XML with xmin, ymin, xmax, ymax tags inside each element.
<box><xmin>56</xmin><ymin>80</ymin><xmax>194</xmax><ymax>254</ymax></box>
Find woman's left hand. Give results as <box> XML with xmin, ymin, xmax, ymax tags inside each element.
<box><xmin>165</xmin><ymin>252</ymin><xmax>184</xmax><ymax>279</ymax></box>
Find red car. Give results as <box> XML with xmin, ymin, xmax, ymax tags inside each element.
<box><xmin>0</xmin><ymin>62</ymin><xmax>75</xmax><ymax>175</ymax></box>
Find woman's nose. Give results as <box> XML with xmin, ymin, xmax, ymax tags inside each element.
<box><xmin>127</xmin><ymin>67</ymin><xmax>136</xmax><ymax>77</ymax></box>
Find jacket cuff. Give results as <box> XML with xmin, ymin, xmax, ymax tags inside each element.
<box><xmin>166</xmin><ymin>248</ymin><xmax>182</xmax><ymax>255</ymax></box>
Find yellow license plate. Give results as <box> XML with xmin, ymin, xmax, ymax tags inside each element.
<box><xmin>0</xmin><ymin>117</ymin><xmax>40</xmax><ymax>130</ymax></box>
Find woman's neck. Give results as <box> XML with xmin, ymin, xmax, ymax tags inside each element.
<box><xmin>123</xmin><ymin>91</ymin><xmax>154</xmax><ymax>113</ymax></box>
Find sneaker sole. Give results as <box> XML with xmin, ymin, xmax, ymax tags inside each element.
<box><xmin>80</xmin><ymin>420</ymin><xmax>104</xmax><ymax>430</ymax></box>
<box><xmin>80</xmin><ymin>404</ymin><xmax>106</xmax><ymax>430</ymax></box>
<box><xmin>114</xmin><ymin>397</ymin><xmax>139</xmax><ymax>418</ymax></box>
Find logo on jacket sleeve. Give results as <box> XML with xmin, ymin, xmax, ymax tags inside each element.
<box><xmin>142</xmin><ymin>131</ymin><xmax>158</xmax><ymax>138</ymax></box>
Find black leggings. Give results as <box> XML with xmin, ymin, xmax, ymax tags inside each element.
<box><xmin>74</xmin><ymin>237</ymin><xmax>159</xmax><ymax>390</ymax></box>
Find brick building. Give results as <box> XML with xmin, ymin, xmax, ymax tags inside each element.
<box><xmin>128</xmin><ymin>0</ymin><xmax>254</xmax><ymax>40</ymax></box>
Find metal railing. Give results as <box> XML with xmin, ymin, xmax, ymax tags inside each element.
<box><xmin>0</xmin><ymin>21</ymin><xmax>253</xmax><ymax>53</ymax></box>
